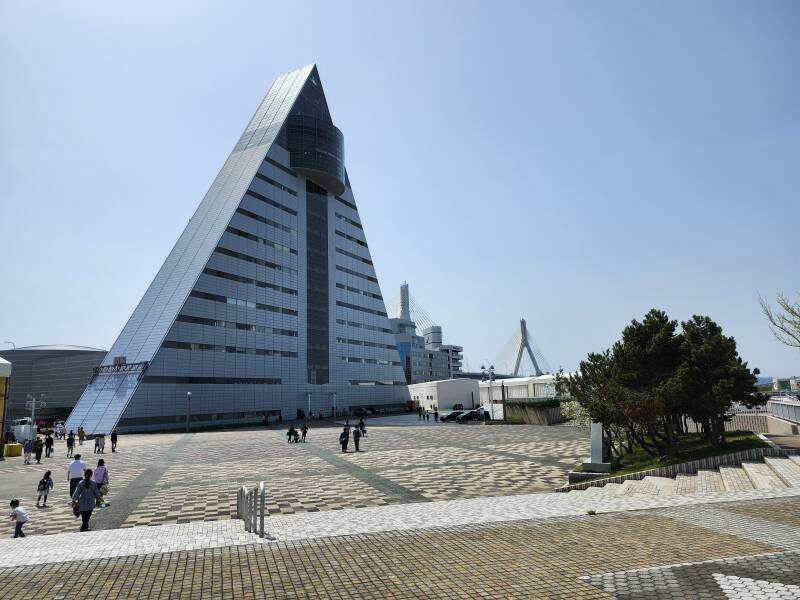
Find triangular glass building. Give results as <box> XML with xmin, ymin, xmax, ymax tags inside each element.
<box><xmin>66</xmin><ymin>64</ymin><xmax>409</xmax><ymax>433</ymax></box>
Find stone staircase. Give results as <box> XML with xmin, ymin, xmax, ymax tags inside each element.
<box><xmin>565</xmin><ymin>455</ymin><xmax>800</xmax><ymax>498</ymax></box>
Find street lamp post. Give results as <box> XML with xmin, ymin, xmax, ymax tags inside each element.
<box><xmin>481</xmin><ymin>365</ymin><xmax>496</xmax><ymax>420</ymax></box>
<box><xmin>185</xmin><ymin>392</ymin><xmax>191</xmax><ymax>433</ymax></box>
<box><xmin>26</xmin><ymin>393</ymin><xmax>46</xmax><ymax>431</ymax></box>
<box><xmin>306</xmin><ymin>392</ymin><xmax>311</xmax><ymax>419</ymax></box>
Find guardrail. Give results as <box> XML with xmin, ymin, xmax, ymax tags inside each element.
<box><xmin>768</xmin><ymin>399</ymin><xmax>800</xmax><ymax>425</ymax></box>
<box><xmin>236</xmin><ymin>481</ymin><xmax>266</xmax><ymax>537</ymax></box>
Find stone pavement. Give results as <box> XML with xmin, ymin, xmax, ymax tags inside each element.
<box><xmin>0</xmin><ymin>420</ymin><xmax>588</xmax><ymax>536</ymax></box>
<box><xmin>1</xmin><ymin>493</ymin><xmax>800</xmax><ymax>598</ymax></box>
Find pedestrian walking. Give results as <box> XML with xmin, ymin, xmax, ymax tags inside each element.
<box><xmin>286</xmin><ymin>425</ymin><xmax>296</xmax><ymax>443</ymax></box>
<box><xmin>339</xmin><ymin>427</ymin><xmax>349</xmax><ymax>453</ymax></box>
<box><xmin>66</xmin><ymin>431</ymin><xmax>75</xmax><ymax>457</ymax></box>
<box><xmin>110</xmin><ymin>431</ymin><xmax>118</xmax><ymax>453</ymax></box>
<box><xmin>23</xmin><ymin>439</ymin><xmax>33</xmax><ymax>464</ymax></box>
<box><xmin>34</xmin><ymin>437</ymin><xmax>44</xmax><ymax>464</ymax></box>
<box><xmin>92</xmin><ymin>459</ymin><xmax>109</xmax><ymax>507</ymax></box>
<box><xmin>434</xmin><ymin>410</ymin><xmax>439</xmax><ymax>422</ymax></box>
<box><xmin>68</xmin><ymin>454</ymin><xmax>87</xmax><ymax>496</ymax></box>
<box><xmin>8</xmin><ymin>500</ymin><xmax>28</xmax><ymax>539</ymax></box>
<box><xmin>98</xmin><ymin>435</ymin><xmax>106</xmax><ymax>454</ymax></box>
<box><xmin>37</xmin><ymin>470</ymin><xmax>53</xmax><ymax>507</ymax></box>
<box><xmin>93</xmin><ymin>436</ymin><xmax>100</xmax><ymax>454</ymax></box>
<box><xmin>71</xmin><ymin>469</ymin><xmax>100</xmax><ymax>532</ymax></box>
<box><xmin>418</xmin><ymin>407</ymin><xmax>422</xmax><ymax>420</ymax></box>
<box><xmin>353</xmin><ymin>426</ymin><xmax>362</xmax><ymax>452</ymax></box>
<box><xmin>78</xmin><ymin>427</ymin><xmax>85</xmax><ymax>446</ymax></box>
<box><xmin>44</xmin><ymin>433</ymin><xmax>54</xmax><ymax>458</ymax></box>
<box><xmin>301</xmin><ymin>423</ymin><xmax>308</xmax><ymax>442</ymax></box>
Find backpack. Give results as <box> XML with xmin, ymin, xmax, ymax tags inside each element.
<box><xmin>37</xmin><ymin>478</ymin><xmax>49</xmax><ymax>492</ymax></box>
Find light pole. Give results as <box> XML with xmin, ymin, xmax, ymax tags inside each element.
<box><xmin>481</xmin><ymin>365</ymin><xmax>496</xmax><ymax>420</ymax></box>
<box><xmin>25</xmin><ymin>393</ymin><xmax>46</xmax><ymax>434</ymax></box>
<box><xmin>306</xmin><ymin>392</ymin><xmax>311</xmax><ymax>419</ymax></box>
<box><xmin>3</xmin><ymin>341</ymin><xmax>15</xmax><ymax>350</ymax></box>
<box><xmin>185</xmin><ymin>392</ymin><xmax>191</xmax><ymax>433</ymax></box>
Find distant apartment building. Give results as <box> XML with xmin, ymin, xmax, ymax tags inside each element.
<box><xmin>389</xmin><ymin>283</ymin><xmax>464</xmax><ymax>384</ymax></box>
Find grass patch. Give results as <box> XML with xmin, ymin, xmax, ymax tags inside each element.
<box><xmin>574</xmin><ymin>430</ymin><xmax>767</xmax><ymax>480</ymax></box>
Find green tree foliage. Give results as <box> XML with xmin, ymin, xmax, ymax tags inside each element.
<box><xmin>565</xmin><ymin>309</ymin><xmax>764</xmax><ymax>458</ymax></box>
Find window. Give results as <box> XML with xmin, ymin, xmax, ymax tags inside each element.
<box><xmin>335</xmin><ymin>230</ymin><xmax>368</xmax><ymax>248</ymax></box>
<box><xmin>142</xmin><ymin>376</ymin><xmax>281</xmax><ymax>385</ymax></box>
<box><xmin>162</xmin><ymin>340</ymin><xmax>296</xmax><ymax>358</ymax></box>
<box><xmin>176</xmin><ymin>314</ymin><xmax>297</xmax><ymax>336</ymax></box>
<box><xmin>335</xmin><ymin>212</ymin><xmax>362</xmax><ymax>229</ymax></box>
<box><xmin>235</xmin><ymin>209</ymin><xmax>296</xmax><ymax>235</ymax></box>
<box><xmin>253</xmin><ymin>172</ymin><xmax>297</xmax><ymax>197</ymax></box>
<box><xmin>245</xmin><ymin>189</ymin><xmax>296</xmax><ymax>215</ymax></box>
<box><xmin>336</xmin><ymin>337</ymin><xmax>396</xmax><ymax>350</ymax></box>
<box><xmin>226</xmin><ymin>225</ymin><xmax>297</xmax><ymax>253</ymax></box>
<box><xmin>335</xmin><ymin>282</ymin><xmax>382</xmax><ymax>300</ymax></box>
<box><xmin>335</xmin><ymin>319</ymin><xmax>392</xmax><ymax>334</ymax></box>
<box><xmin>189</xmin><ymin>291</ymin><xmax>297</xmax><ymax>315</ymax></box>
<box><xmin>335</xmin><ymin>265</ymin><xmax>377</xmax><ymax>283</ymax></box>
<box><xmin>336</xmin><ymin>300</ymin><xmax>387</xmax><ymax>317</ymax></box>
<box><xmin>336</xmin><ymin>247</ymin><xmax>373</xmax><ymax>266</ymax></box>
<box><xmin>215</xmin><ymin>246</ymin><xmax>297</xmax><ymax>275</ymax></box>
<box><xmin>336</xmin><ymin>196</ymin><xmax>357</xmax><ymax>210</ymax></box>
<box><xmin>203</xmin><ymin>268</ymin><xmax>297</xmax><ymax>295</ymax></box>
<box><xmin>263</xmin><ymin>156</ymin><xmax>298</xmax><ymax>178</ymax></box>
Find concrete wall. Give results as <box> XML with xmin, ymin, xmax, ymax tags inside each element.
<box><xmin>505</xmin><ymin>403</ymin><xmax>564</xmax><ymax>425</ymax></box>
<box><xmin>409</xmin><ymin>378</ymin><xmax>479</xmax><ymax>412</ymax></box>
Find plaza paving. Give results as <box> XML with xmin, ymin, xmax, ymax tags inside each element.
<box><xmin>0</xmin><ymin>417</ymin><xmax>588</xmax><ymax>536</ymax></box>
<box><xmin>3</xmin><ymin>419</ymin><xmax>800</xmax><ymax>597</ymax></box>
<box><xmin>1</xmin><ymin>493</ymin><xmax>799</xmax><ymax>598</ymax></box>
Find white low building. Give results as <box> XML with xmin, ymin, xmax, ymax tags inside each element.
<box><xmin>478</xmin><ymin>374</ymin><xmax>559</xmax><ymax>403</ymax></box>
<box><xmin>408</xmin><ymin>378</ymin><xmax>479</xmax><ymax>413</ymax></box>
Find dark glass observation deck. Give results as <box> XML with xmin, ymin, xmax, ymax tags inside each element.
<box><xmin>287</xmin><ymin>115</ymin><xmax>345</xmax><ymax>195</ymax></box>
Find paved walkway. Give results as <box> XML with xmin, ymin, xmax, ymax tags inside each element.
<box><xmin>0</xmin><ymin>422</ymin><xmax>588</xmax><ymax>535</ymax></box>
<box><xmin>2</xmin><ymin>492</ymin><xmax>800</xmax><ymax>598</ymax></box>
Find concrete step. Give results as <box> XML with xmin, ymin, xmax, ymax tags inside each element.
<box><xmin>719</xmin><ymin>466</ymin><xmax>755</xmax><ymax>492</ymax></box>
<box><xmin>696</xmin><ymin>469</ymin><xmax>725</xmax><ymax>494</ymax></box>
<box><xmin>789</xmin><ymin>455</ymin><xmax>800</xmax><ymax>468</ymax></box>
<box><xmin>764</xmin><ymin>457</ymin><xmax>800</xmax><ymax>488</ymax></box>
<box><xmin>741</xmin><ymin>461</ymin><xmax>787</xmax><ymax>490</ymax></box>
<box><xmin>626</xmin><ymin>478</ymin><xmax>660</xmax><ymax>496</ymax></box>
<box><xmin>616</xmin><ymin>479</ymin><xmax>640</xmax><ymax>496</ymax></box>
<box><xmin>675</xmin><ymin>473</ymin><xmax>697</xmax><ymax>495</ymax></box>
<box><xmin>598</xmin><ymin>483</ymin><xmax>622</xmax><ymax>495</ymax></box>
<box><xmin>643</xmin><ymin>476</ymin><xmax>677</xmax><ymax>496</ymax></box>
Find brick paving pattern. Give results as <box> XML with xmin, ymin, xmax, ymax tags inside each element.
<box><xmin>0</xmin><ymin>420</ymin><xmax>589</xmax><ymax>535</ymax></box>
<box><xmin>2</xmin><ymin>496</ymin><xmax>799</xmax><ymax>599</ymax></box>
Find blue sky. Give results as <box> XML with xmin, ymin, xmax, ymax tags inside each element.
<box><xmin>1</xmin><ymin>1</ymin><xmax>798</xmax><ymax>375</ymax></box>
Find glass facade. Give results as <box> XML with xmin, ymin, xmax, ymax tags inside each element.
<box><xmin>66</xmin><ymin>64</ymin><xmax>408</xmax><ymax>434</ymax></box>
<box><xmin>305</xmin><ymin>179</ymin><xmax>329</xmax><ymax>385</ymax></box>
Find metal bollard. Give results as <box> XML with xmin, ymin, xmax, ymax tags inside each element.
<box><xmin>258</xmin><ymin>481</ymin><xmax>266</xmax><ymax>537</ymax></box>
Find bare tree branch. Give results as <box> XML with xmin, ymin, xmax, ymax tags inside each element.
<box><xmin>760</xmin><ymin>293</ymin><xmax>800</xmax><ymax>348</ymax></box>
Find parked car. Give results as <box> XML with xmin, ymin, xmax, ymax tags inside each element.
<box><xmin>456</xmin><ymin>410</ymin><xmax>481</xmax><ymax>423</ymax></box>
<box><xmin>440</xmin><ymin>411</ymin><xmax>464</xmax><ymax>423</ymax></box>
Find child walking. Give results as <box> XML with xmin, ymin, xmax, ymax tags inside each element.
<box><xmin>9</xmin><ymin>500</ymin><xmax>28</xmax><ymax>538</ymax></box>
<box><xmin>37</xmin><ymin>471</ymin><xmax>54</xmax><ymax>507</ymax></box>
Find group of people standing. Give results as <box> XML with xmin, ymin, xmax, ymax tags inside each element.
<box><xmin>339</xmin><ymin>419</ymin><xmax>367</xmax><ymax>453</ymax></box>
<box><xmin>22</xmin><ymin>433</ymin><xmax>54</xmax><ymax>464</ymax></box>
<box><xmin>417</xmin><ymin>407</ymin><xmax>440</xmax><ymax>422</ymax></box>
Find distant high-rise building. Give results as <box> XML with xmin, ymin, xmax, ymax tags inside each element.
<box><xmin>66</xmin><ymin>64</ymin><xmax>408</xmax><ymax>434</ymax></box>
<box><xmin>389</xmin><ymin>283</ymin><xmax>463</xmax><ymax>384</ymax></box>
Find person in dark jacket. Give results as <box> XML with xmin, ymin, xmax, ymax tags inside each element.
<box><xmin>44</xmin><ymin>433</ymin><xmax>54</xmax><ymax>458</ymax></box>
<box><xmin>353</xmin><ymin>427</ymin><xmax>362</xmax><ymax>452</ymax></box>
<box><xmin>33</xmin><ymin>437</ymin><xmax>44</xmax><ymax>464</ymax></box>
<box><xmin>339</xmin><ymin>427</ymin><xmax>349</xmax><ymax>453</ymax></box>
<box><xmin>72</xmin><ymin>469</ymin><xmax>101</xmax><ymax>532</ymax></box>
<box><xmin>66</xmin><ymin>431</ymin><xmax>75</xmax><ymax>457</ymax></box>
<box><xmin>110</xmin><ymin>431</ymin><xmax>118</xmax><ymax>452</ymax></box>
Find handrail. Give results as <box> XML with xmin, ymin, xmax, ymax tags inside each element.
<box><xmin>236</xmin><ymin>481</ymin><xmax>267</xmax><ymax>538</ymax></box>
